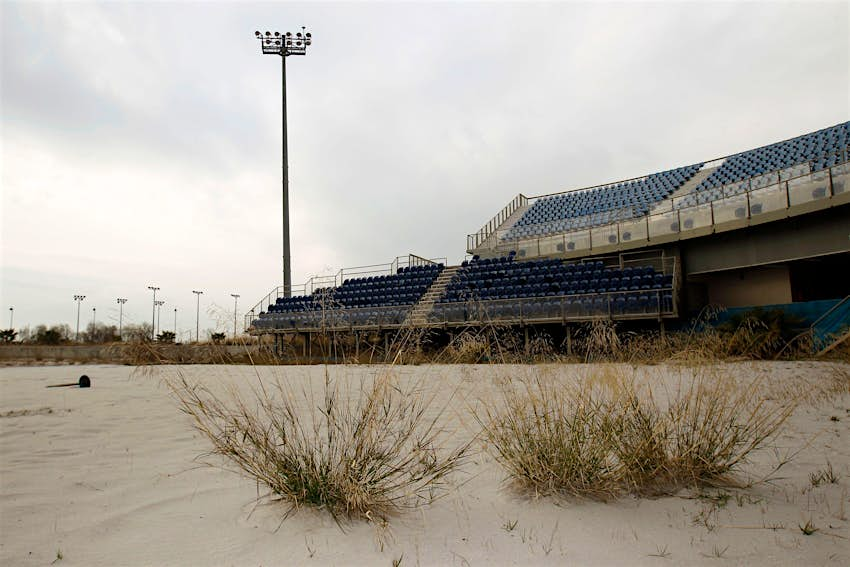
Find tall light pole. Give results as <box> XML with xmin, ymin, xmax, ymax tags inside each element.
<box><xmin>147</xmin><ymin>286</ymin><xmax>159</xmax><ymax>340</ymax></box>
<box><xmin>117</xmin><ymin>298</ymin><xmax>127</xmax><ymax>341</ymax></box>
<box><xmin>255</xmin><ymin>27</ymin><xmax>312</xmax><ymax>297</ymax></box>
<box><xmin>192</xmin><ymin>290</ymin><xmax>203</xmax><ymax>343</ymax></box>
<box><xmin>155</xmin><ymin>300</ymin><xmax>165</xmax><ymax>337</ymax></box>
<box><xmin>8</xmin><ymin>307</ymin><xmax>12</xmax><ymax>329</ymax></box>
<box><xmin>173</xmin><ymin>308</ymin><xmax>178</xmax><ymax>335</ymax></box>
<box><xmin>230</xmin><ymin>293</ymin><xmax>240</xmax><ymax>337</ymax></box>
<box><xmin>73</xmin><ymin>295</ymin><xmax>86</xmax><ymax>342</ymax></box>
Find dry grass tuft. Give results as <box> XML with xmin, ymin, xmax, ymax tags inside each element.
<box><xmin>475</xmin><ymin>367</ymin><xmax>795</xmax><ymax>498</ymax></box>
<box><xmin>166</xmin><ymin>368</ymin><xmax>470</xmax><ymax>522</ymax></box>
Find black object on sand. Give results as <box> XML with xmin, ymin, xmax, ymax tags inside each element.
<box><xmin>47</xmin><ymin>375</ymin><xmax>91</xmax><ymax>389</ymax></box>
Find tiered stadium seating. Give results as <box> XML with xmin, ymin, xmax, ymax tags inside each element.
<box><xmin>430</xmin><ymin>252</ymin><xmax>673</xmax><ymax>322</ymax></box>
<box><xmin>505</xmin><ymin>164</ymin><xmax>703</xmax><ymax>241</ymax></box>
<box><xmin>676</xmin><ymin>122</ymin><xmax>849</xmax><ymax>208</ymax></box>
<box><xmin>256</xmin><ymin>264</ymin><xmax>444</xmax><ymax>329</ymax></box>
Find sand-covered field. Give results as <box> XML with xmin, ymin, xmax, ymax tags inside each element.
<box><xmin>1</xmin><ymin>362</ymin><xmax>848</xmax><ymax>566</ymax></box>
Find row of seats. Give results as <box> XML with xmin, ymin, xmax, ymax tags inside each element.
<box><xmin>264</xmin><ymin>264</ymin><xmax>443</xmax><ymax>314</ymax></box>
<box><xmin>431</xmin><ymin>291</ymin><xmax>674</xmax><ymax>322</ymax></box>
<box><xmin>677</xmin><ymin>122</ymin><xmax>849</xmax><ymax>208</ymax></box>
<box><xmin>504</xmin><ymin>164</ymin><xmax>702</xmax><ymax>240</ymax></box>
<box><xmin>442</xmin><ymin>253</ymin><xmax>669</xmax><ymax>303</ymax></box>
<box><xmin>254</xmin><ymin>305</ymin><xmax>410</xmax><ymax>330</ymax></box>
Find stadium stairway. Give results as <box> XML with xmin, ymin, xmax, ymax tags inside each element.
<box><xmin>650</xmin><ymin>164</ymin><xmax>718</xmax><ymax>213</ymax></box>
<box><xmin>479</xmin><ymin>203</ymin><xmax>530</xmax><ymax>250</ymax></box>
<box><xmin>404</xmin><ymin>266</ymin><xmax>461</xmax><ymax>326</ymax></box>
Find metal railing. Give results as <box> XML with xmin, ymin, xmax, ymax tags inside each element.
<box><xmin>811</xmin><ymin>295</ymin><xmax>850</xmax><ymax>353</ymax></box>
<box><xmin>429</xmin><ymin>254</ymin><xmax>679</xmax><ymax>325</ymax></box>
<box><xmin>471</xmin><ymin>151</ymin><xmax>848</xmax><ymax>259</ymax></box>
<box><xmin>244</xmin><ymin>254</ymin><xmax>447</xmax><ymax>331</ymax></box>
<box><xmin>467</xmin><ymin>194</ymin><xmax>528</xmax><ymax>251</ymax></box>
<box><xmin>429</xmin><ymin>287</ymin><xmax>675</xmax><ymax>325</ymax></box>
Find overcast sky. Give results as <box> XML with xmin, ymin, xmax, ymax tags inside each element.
<box><xmin>1</xmin><ymin>1</ymin><xmax>848</xmax><ymax>337</ymax></box>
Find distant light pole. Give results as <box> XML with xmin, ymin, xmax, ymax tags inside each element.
<box><xmin>117</xmin><ymin>298</ymin><xmax>127</xmax><ymax>341</ymax></box>
<box><xmin>173</xmin><ymin>308</ymin><xmax>178</xmax><ymax>335</ymax></box>
<box><xmin>254</xmin><ymin>27</ymin><xmax>312</xmax><ymax>297</ymax></box>
<box><xmin>155</xmin><ymin>300</ymin><xmax>165</xmax><ymax>337</ymax></box>
<box><xmin>73</xmin><ymin>295</ymin><xmax>86</xmax><ymax>341</ymax></box>
<box><xmin>192</xmin><ymin>290</ymin><xmax>203</xmax><ymax>342</ymax></box>
<box><xmin>92</xmin><ymin>307</ymin><xmax>96</xmax><ymax>327</ymax></box>
<box><xmin>230</xmin><ymin>294</ymin><xmax>240</xmax><ymax>337</ymax></box>
<box><xmin>147</xmin><ymin>286</ymin><xmax>159</xmax><ymax>340</ymax></box>
<box><xmin>8</xmin><ymin>307</ymin><xmax>12</xmax><ymax>329</ymax></box>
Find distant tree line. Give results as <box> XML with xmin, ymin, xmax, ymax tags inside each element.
<box><xmin>0</xmin><ymin>322</ymin><xmax>225</xmax><ymax>345</ymax></box>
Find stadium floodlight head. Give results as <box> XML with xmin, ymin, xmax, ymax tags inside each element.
<box><xmin>253</xmin><ymin>25</ymin><xmax>313</xmax><ymax>298</ymax></box>
<box><xmin>256</xmin><ymin>25</ymin><xmax>311</xmax><ymax>56</ymax></box>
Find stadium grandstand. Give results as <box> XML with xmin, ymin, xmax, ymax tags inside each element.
<box><xmin>247</xmin><ymin>121</ymin><xmax>850</xmax><ymax>354</ymax></box>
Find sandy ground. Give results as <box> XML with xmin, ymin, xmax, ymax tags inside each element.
<box><xmin>1</xmin><ymin>362</ymin><xmax>848</xmax><ymax>566</ymax></box>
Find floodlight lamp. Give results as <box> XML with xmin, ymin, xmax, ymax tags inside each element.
<box><xmin>306</xmin><ymin>32</ymin><xmax>311</xmax><ymax>38</ymax></box>
<box><xmin>286</xmin><ymin>31</ymin><xmax>291</xmax><ymax>36</ymax></box>
<box><xmin>275</xmin><ymin>40</ymin><xmax>281</xmax><ymax>45</ymax></box>
<box><xmin>296</xmin><ymin>32</ymin><xmax>302</xmax><ymax>37</ymax></box>
<box><xmin>255</xmin><ymin>31</ymin><xmax>260</xmax><ymax>36</ymax></box>
<box><xmin>265</xmin><ymin>31</ymin><xmax>270</xmax><ymax>36</ymax></box>
<box><xmin>296</xmin><ymin>41</ymin><xmax>302</xmax><ymax>46</ymax></box>
<box><xmin>274</xmin><ymin>31</ymin><xmax>280</xmax><ymax>37</ymax></box>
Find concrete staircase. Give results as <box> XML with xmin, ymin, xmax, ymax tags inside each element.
<box><xmin>649</xmin><ymin>164</ymin><xmax>719</xmax><ymax>213</ymax></box>
<box><xmin>404</xmin><ymin>266</ymin><xmax>460</xmax><ymax>326</ymax></box>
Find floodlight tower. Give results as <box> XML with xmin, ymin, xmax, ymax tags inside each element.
<box><xmin>117</xmin><ymin>298</ymin><xmax>128</xmax><ymax>341</ymax></box>
<box><xmin>230</xmin><ymin>293</ymin><xmax>240</xmax><ymax>337</ymax></box>
<box><xmin>147</xmin><ymin>286</ymin><xmax>160</xmax><ymax>340</ymax></box>
<box><xmin>155</xmin><ymin>300</ymin><xmax>165</xmax><ymax>337</ymax></box>
<box><xmin>73</xmin><ymin>295</ymin><xmax>86</xmax><ymax>341</ymax></box>
<box><xmin>254</xmin><ymin>27</ymin><xmax>312</xmax><ymax>298</ymax></box>
<box><xmin>8</xmin><ymin>307</ymin><xmax>12</xmax><ymax>329</ymax></box>
<box><xmin>192</xmin><ymin>290</ymin><xmax>203</xmax><ymax>342</ymax></box>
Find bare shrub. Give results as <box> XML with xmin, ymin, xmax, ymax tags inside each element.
<box><xmin>664</xmin><ymin>370</ymin><xmax>795</xmax><ymax>486</ymax></box>
<box><xmin>167</xmin><ymin>368</ymin><xmax>471</xmax><ymax>522</ymax></box>
<box><xmin>581</xmin><ymin>320</ymin><xmax>622</xmax><ymax>363</ymax></box>
<box><xmin>476</xmin><ymin>367</ymin><xmax>795</xmax><ymax>498</ymax></box>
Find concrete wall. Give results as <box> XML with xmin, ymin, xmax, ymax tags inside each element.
<box><xmin>702</xmin><ymin>265</ymin><xmax>792</xmax><ymax>308</ymax></box>
<box><xmin>682</xmin><ymin>205</ymin><xmax>850</xmax><ymax>275</ymax></box>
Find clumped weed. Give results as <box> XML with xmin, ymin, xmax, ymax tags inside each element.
<box><xmin>799</xmin><ymin>519</ymin><xmax>818</xmax><ymax>535</ymax></box>
<box><xmin>476</xmin><ymin>367</ymin><xmax>794</xmax><ymax>498</ymax></box>
<box><xmin>167</xmin><ymin>368</ymin><xmax>471</xmax><ymax>522</ymax></box>
<box><xmin>809</xmin><ymin>462</ymin><xmax>840</xmax><ymax>487</ymax></box>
